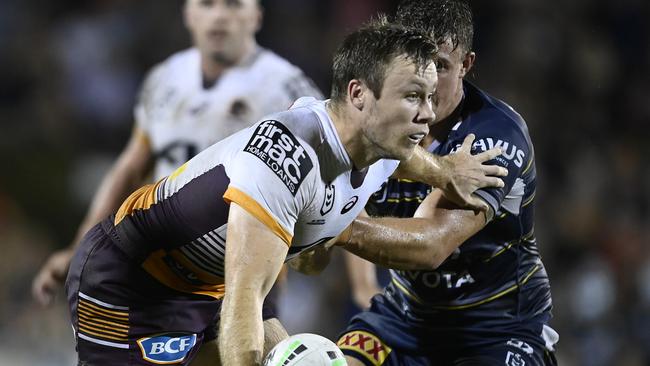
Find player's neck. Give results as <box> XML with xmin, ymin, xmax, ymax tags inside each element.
<box><xmin>200</xmin><ymin>40</ymin><xmax>258</xmax><ymax>84</ymax></box>
<box><xmin>327</xmin><ymin>102</ymin><xmax>379</xmax><ymax>170</ymax></box>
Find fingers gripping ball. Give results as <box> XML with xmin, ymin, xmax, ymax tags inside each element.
<box><xmin>263</xmin><ymin>333</ymin><xmax>348</xmax><ymax>366</ymax></box>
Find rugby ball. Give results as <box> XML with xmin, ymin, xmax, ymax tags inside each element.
<box><xmin>263</xmin><ymin>333</ymin><xmax>347</xmax><ymax>366</ymax></box>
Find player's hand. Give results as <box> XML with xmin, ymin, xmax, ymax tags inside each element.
<box><xmin>439</xmin><ymin>134</ymin><xmax>507</xmax><ymax>211</ymax></box>
<box><xmin>32</xmin><ymin>247</ymin><xmax>74</xmax><ymax>307</ymax></box>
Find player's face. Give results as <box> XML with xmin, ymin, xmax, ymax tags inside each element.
<box><xmin>363</xmin><ymin>56</ymin><xmax>437</xmax><ymax>161</ymax></box>
<box><xmin>184</xmin><ymin>0</ymin><xmax>261</xmax><ymax>64</ymax></box>
<box><xmin>432</xmin><ymin>37</ymin><xmax>474</xmax><ymax>123</ymax></box>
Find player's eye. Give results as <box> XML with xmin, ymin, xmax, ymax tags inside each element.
<box><xmin>406</xmin><ymin>93</ymin><xmax>420</xmax><ymax>102</ymax></box>
<box><xmin>435</xmin><ymin>60</ymin><xmax>447</xmax><ymax>71</ymax></box>
<box><xmin>199</xmin><ymin>0</ymin><xmax>214</xmax><ymax>7</ymax></box>
<box><xmin>225</xmin><ymin>0</ymin><xmax>243</xmax><ymax>7</ymax></box>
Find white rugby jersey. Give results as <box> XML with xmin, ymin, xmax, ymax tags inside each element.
<box><xmin>113</xmin><ymin>98</ymin><xmax>399</xmax><ymax>298</ymax></box>
<box><xmin>135</xmin><ymin>47</ymin><xmax>322</xmax><ymax>179</ymax></box>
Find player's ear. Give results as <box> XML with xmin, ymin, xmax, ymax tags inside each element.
<box><xmin>348</xmin><ymin>79</ymin><xmax>365</xmax><ymax>110</ymax></box>
<box><xmin>182</xmin><ymin>1</ymin><xmax>192</xmax><ymax>29</ymax></box>
<box><xmin>459</xmin><ymin>51</ymin><xmax>476</xmax><ymax>78</ymax></box>
<box><xmin>254</xmin><ymin>2</ymin><xmax>264</xmax><ymax>32</ymax></box>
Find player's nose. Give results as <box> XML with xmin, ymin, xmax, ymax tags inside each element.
<box><xmin>415</xmin><ymin>100</ymin><xmax>435</xmax><ymax>125</ymax></box>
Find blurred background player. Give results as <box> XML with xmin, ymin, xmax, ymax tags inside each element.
<box><xmin>338</xmin><ymin>1</ymin><xmax>557</xmax><ymax>365</ymax></box>
<box><xmin>32</xmin><ymin>0</ymin><xmax>321</xmax><ymax>307</ymax></box>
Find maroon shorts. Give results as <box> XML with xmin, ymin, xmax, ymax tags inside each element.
<box><xmin>65</xmin><ymin>219</ymin><xmax>279</xmax><ymax>365</ymax></box>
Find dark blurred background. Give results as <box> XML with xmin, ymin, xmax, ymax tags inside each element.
<box><xmin>1</xmin><ymin>0</ymin><xmax>649</xmax><ymax>365</ymax></box>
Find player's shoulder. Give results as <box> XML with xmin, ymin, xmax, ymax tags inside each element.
<box><xmin>252</xmin><ymin>48</ymin><xmax>307</xmax><ymax>78</ymax></box>
<box><xmin>262</xmin><ymin>97</ymin><xmax>327</xmax><ymax>149</ymax></box>
<box><xmin>145</xmin><ymin>48</ymin><xmax>199</xmax><ymax>81</ymax></box>
<box><xmin>463</xmin><ymin>81</ymin><xmax>531</xmax><ymax>141</ymax></box>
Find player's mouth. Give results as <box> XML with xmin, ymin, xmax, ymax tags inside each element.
<box><xmin>408</xmin><ymin>132</ymin><xmax>426</xmax><ymax>144</ymax></box>
<box><xmin>207</xmin><ymin>29</ymin><xmax>229</xmax><ymax>40</ymax></box>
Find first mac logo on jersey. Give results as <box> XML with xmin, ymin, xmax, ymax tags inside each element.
<box><xmin>244</xmin><ymin>120</ymin><xmax>313</xmax><ymax>196</ymax></box>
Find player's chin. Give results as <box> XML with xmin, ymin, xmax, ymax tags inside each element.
<box><xmin>387</xmin><ymin>144</ymin><xmax>417</xmax><ymax>161</ymax></box>
<box><xmin>208</xmin><ymin>48</ymin><xmax>237</xmax><ymax>65</ymax></box>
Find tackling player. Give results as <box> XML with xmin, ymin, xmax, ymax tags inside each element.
<box><xmin>334</xmin><ymin>1</ymin><xmax>558</xmax><ymax>365</ymax></box>
<box><xmin>63</xmin><ymin>22</ymin><xmax>506</xmax><ymax>366</ymax></box>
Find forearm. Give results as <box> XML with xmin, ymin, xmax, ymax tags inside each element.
<box><xmin>339</xmin><ymin>202</ymin><xmax>484</xmax><ymax>270</ymax></box>
<box><xmin>340</xmin><ymin>217</ymin><xmax>445</xmax><ymax>270</ymax></box>
<box><xmin>394</xmin><ymin>146</ymin><xmax>448</xmax><ymax>188</ymax></box>
<box><xmin>219</xmin><ymin>291</ymin><xmax>265</xmax><ymax>365</ymax></box>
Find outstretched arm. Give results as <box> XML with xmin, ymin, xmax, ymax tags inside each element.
<box><xmin>394</xmin><ymin>134</ymin><xmax>506</xmax><ymax>211</ymax></box>
<box><xmin>336</xmin><ymin>189</ymin><xmax>488</xmax><ymax>270</ymax></box>
<box><xmin>219</xmin><ymin>203</ymin><xmax>289</xmax><ymax>366</ymax></box>
<box><xmin>32</xmin><ymin>127</ymin><xmax>153</xmax><ymax>306</ymax></box>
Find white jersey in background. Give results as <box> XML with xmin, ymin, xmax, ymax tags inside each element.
<box><xmin>135</xmin><ymin>47</ymin><xmax>323</xmax><ymax>179</ymax></box>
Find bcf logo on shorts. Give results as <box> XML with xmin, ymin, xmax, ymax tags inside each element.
<box><xmin>137</xmin><ymin>333</ymin><xmax>197</xmax><ymax>364</ymax></box>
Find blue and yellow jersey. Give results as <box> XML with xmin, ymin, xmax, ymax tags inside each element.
<box><xmin>368</xmin><ymin>81</ymin><xmax>552</xmax><ymax>329</ymax></box>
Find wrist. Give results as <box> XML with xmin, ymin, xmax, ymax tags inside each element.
<box><xmin>429</xmin><ymin>155</ymin><xmax>451</xmax><ymax>189</ymax></box>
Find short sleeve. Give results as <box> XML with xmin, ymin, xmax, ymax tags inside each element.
<box><xmin>466</xmin><ymin>119</ymin><xmax>532</xmax><ymax>216</ymax></box>
<box><xmin>223</xmin><ymin>120</ymin><xmax>316</xmax><ymax>246</ymax></box>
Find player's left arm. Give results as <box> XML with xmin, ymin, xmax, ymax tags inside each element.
<box><xmin>394</xmin><ymin>134</ymin><xmax>507</xmax><ymax>211</ymax></box>
<box><xmin>336</xmin><ymin>189</ymin><xmax>487</xmax><ymax>270</ymax></box>
<box><xmin>219</xmin><ymin>203</ymin><xmax>289</xmax><ymax>366</ymax></box>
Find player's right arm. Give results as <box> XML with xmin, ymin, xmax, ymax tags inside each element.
<box><xmin>219</xmin><ymin>203</ymin><xmax>289</xmax><ymax>366</ymax></box>
<box><xmin>394</xmin><ymin>134</ymin><xmax>506</xmax><ymax>211</ymax></box>
<box><xmin>32</xmin><ymin>127</ymin><xmax>153</xmax><ymax>306</ymax></box>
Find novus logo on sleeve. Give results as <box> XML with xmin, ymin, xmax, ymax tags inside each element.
<box><xmin>137</xmin><ymin>333</ymin><xmax>197</xmax><ymax>364</ymax></box>
<box><xmin>244</xmin><ymin>120</ymin><xmax>314</xmax><ymax>196</ymax></box>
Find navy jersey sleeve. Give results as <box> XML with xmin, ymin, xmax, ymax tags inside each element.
<box><xmin>467</xmin><ymin>118</ymin><xmax>532</xmax><ymax>216</ymax></box>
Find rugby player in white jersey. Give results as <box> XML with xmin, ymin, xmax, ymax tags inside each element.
<box><xmin>32</xmin><ymin>0</ymin><xmax>320</xmax><ymax>306</ymax></box>
<box><xmin>63</xmin><ymin>22</ymin><xmax>506</xmax><ymax>366</ymax></box>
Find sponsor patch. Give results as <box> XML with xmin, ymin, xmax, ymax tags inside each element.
<box><xmin>137</xmin><ymin>333</ymin><xmax>197</xmax><ymax>364</ymax></box>
<box><xmin>450</xmin><ymin>136</ymin><xmax>526</xmax><ymax>168</ymax></box>
<box><xmin>337</xmin><ymin>330</ymin><xmax>391</xmax><ymax>366</ymax></box>
<box><xmin>244</xmin><ymin>120</ymin><xmax>313</xmax><ymax>196</ymax></box>
<box><xmin>340</xmin><ymin>196</ymin><xmax>359</xmax><ymax>215</ymax></box>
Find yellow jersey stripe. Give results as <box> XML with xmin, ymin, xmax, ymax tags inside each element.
<box><xmin>114</xmin><ymin>179</ymin><xmax>163</xmax><ymax>225</ymax></box>
<box><xmin>169</xmin><ymin>249</ymin><xmax>224</xmax><ymax>284</ymax></box>
<box><xmin>142</xmin><ymin>250</ymin><xmax>226</xmax><ymax>300</ymax></box>
<box><xmin>78</xmin><ymin>320</ymin><xmax>129</xmax><ymax>338</ymax></box>
<box><xmin>78</xmin><ymin>324</ymin><xmax>129</xmax><ymax>342</ymax></box>
<box><xmin>79</xmin><ymin>301</ymin><xmax>128</xmax><ymax>319</ymax></box>
<box><xmin>223</xmin><ymin>186</ymin><xmax>293</xmax><ymax>246</ymax></box>
<box><xmin>78</xmin><ymin>311</ymin><xmax>129</xmax><ymax>330</ymax></box>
